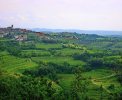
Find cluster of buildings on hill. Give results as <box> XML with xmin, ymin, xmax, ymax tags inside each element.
<box><xmin>0</xmin><ymin>25</ymin><xmax>13</xmax><ymax>38</ymax></box>
<box><xmin>0</xmin><ymin>25</ymin><xmax>80</xmax><ymax>41</ymax></box>
<box><xmin>0</xmin><ymin>25</ymin><xmax>47</xmax><ymax>41</ymax></box>
<box><xmin>0</xmin><ymin>25</ymin><xmax>30</xmax><ymax>41</ymax></box>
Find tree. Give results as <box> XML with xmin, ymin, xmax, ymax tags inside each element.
<box><xmin>88</xmin><ymin>58</ymin><xmax>103</xmax><ymax>69</ymax></box>
<box><xmin>70</xmin><ymin>67</ymin><xmax>89</xmax><ymax>100</ymax></box>
<box><xmin>7</xmin><ymin>46</ymin><xmax>21</xmax><ymax>56</ymax></box>
<box><xmin>99</xmin><ymin>85</ymin><xmax>104</xmax><ymax>100</ymax></box>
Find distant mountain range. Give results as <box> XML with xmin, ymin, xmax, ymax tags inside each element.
<box><xmin>31</xmin><ymin>28</ymin><xmax>122</xmax><ymax>36</ymax></box>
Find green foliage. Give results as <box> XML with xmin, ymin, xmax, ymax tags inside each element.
<box><xmin>0</xmin><ymin>54</ymin><xmax>37</xmax><ymax>73</ymax></box>
<box><xmin>0</xmin><ymin>33</ymin><xmax>122</xmax><ymax>100</ymax></box>
<box><xmin>0</xmin><ymin>74</ymin><xmax>64</xmax><ymax>100</ymax></box>
<box><xmin>70</xmin><ymin>67</ymin><xmax>90</xmax><ymax>100</ymax></box>
<box><xmin>117</xmin><ymin>73</ymin><xmax>122</xmax><ymax>85</ymax></box>
<box><xmin>0</xmin><ymin>40</ymin><xmax>21</xmax><ymax>56</ymax></box>
<box><xmin>88</xmin><ymin>58</ymin><xmax>104</xmax><ymax>69</ymax></box>
<box><xmin>62</xmin><ymin>43</ymin><xmax>84</xmax><ymax>49</ymax></box>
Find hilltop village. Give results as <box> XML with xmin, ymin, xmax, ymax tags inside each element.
<box><xmin>0</xmin><ymin>25</ymin><xmax>80</xmax><ymax>42</ymax></box>
<box><xmin>0</xmin><ymin>25</ymin><xmax>49</xmax><ymax>41</ymax></box>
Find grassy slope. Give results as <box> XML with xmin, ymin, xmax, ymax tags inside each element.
<box><xmin>58</xmin><ymin>69</ymin><xmax>122</xmax><ymax>100</ymax></box>
<box><xmin>21</xmin><ymin>50</ymin><xmax>51</xmax><ymax>56</ymax></box>
<box><xmin>36</xmin><ymin>43</ymin><xmax>62</xmax><ymax>49</ymax></box>
<box><xmin>0</xmin><ymin>41</ymin><xmax>122</xmax><ymax>100</ymax></box>
<box><xmin>32</xmin><ymin>56</ymin><xmax>85</xmax><ymax>66</ymax></box>
<box><xmin>31</xmin><ymin>43</ymin><xmax>86</xmax><ymax>66</ymax></box>
<box><xmin>0</xmin><ymin>51</ymin><xmax>37</xmax><ymax>73</ymax></box>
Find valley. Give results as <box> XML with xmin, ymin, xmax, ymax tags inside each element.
<box><xmin>0</xmin><ymin>28</ymin><xmax>122</xmax><ymax>100</ymax></box>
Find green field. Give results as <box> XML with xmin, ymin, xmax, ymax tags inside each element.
<box><xmin>36</xmin><ymin>43</ymin><xmax>62</xmax><ymax>49</ymax></box>
<box><xmin>32</xmin><ymin>56</ymin><xmax>85</xmax><ymax>66</ymax></box>
<box><xmin>0</xmin><ymin>33</ymin><xmax>122</xmax><ymax>100</ymax></box>
<box><xmin>0</xmin><ymin>52</ymin><xmax>37</xmax><ymax>73</ymax></box>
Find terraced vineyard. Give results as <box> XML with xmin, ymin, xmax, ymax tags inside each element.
<box><xmin>0</xmin><ymin>33</ymin><xmax>122</xmax><ymax>100</ymax></box>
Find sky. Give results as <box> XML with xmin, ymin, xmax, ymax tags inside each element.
<box><xmin>0</xmin><ymin>0</ymin><xmax>122</xmax><ymax>30</ymax></box>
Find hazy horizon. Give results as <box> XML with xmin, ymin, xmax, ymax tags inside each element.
<box><xmin>0</xmin><ymin>0</ymin><xmax>122</xmax><ymax>31</ymax></box>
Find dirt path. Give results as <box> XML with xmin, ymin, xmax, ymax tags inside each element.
<box><xmin>91</xmin><ymin>74</ymin><xmax>116</xmax><ymax>93</ymax></box>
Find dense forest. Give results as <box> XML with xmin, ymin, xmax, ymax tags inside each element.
<box><xmin>0</xmin><ymin>31</ymin><xmax>122</xmax><ymax>100</ymax></box>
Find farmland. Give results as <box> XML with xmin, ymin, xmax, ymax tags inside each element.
<box><xmin>0</xmin><ymin>32</ymin><xmax>122</xmax><ymax>100</ymax></box>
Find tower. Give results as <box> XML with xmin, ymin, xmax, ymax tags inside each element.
<box><xmin>11</xmin><ymin>25</ymin><xmax>13</xmax><ymax>28</ymax></box>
